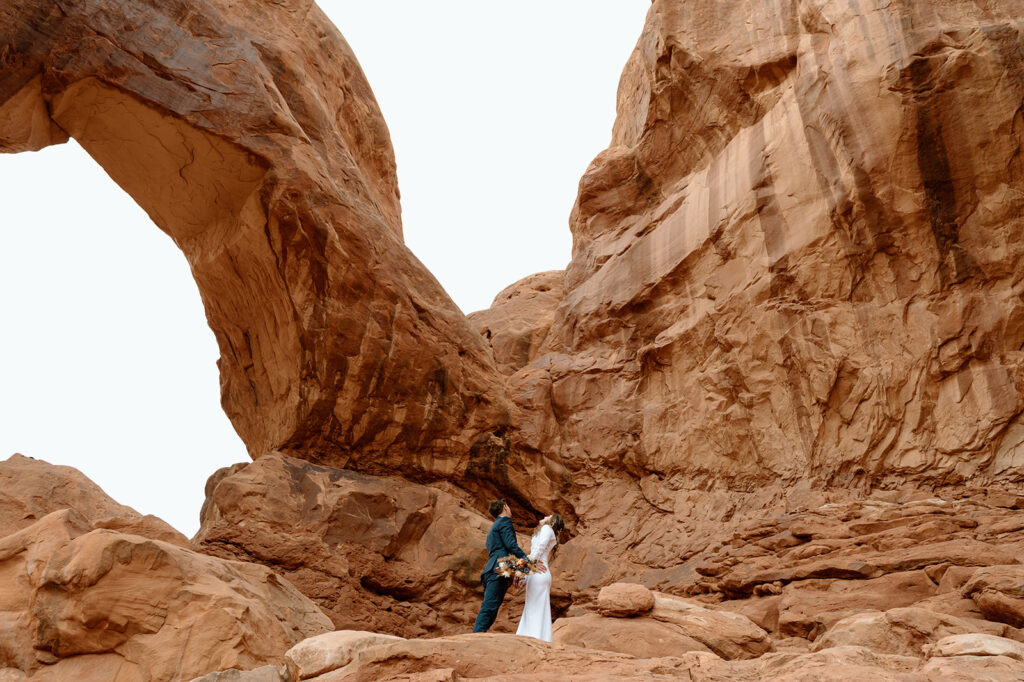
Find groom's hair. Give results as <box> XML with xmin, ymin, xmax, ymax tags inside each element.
<box><xmin>488</xmin><ymin>499</ymin><xmax>506</xmax><ymax>518</ymax></box>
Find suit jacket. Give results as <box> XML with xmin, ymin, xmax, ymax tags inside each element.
<box><xmin>480</xmin><ymin>516</ymin><xmax>528</xmax><ymax>583</ymax></box>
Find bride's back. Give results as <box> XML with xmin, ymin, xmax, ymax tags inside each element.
<box><xmin>529</xmin><ymin>524</ymin><xmax>557</xmax><ymax>563</ymax></box>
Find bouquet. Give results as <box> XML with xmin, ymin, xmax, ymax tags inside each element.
<box><xmin>495</xmin><ymin>555</ymin><xmax>537</xmax><ymax>581</ymax></box>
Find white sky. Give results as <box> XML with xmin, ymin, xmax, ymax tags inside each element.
<box><xmin>0</xmin><ymin>1</ymin><xmax>649</xmax><ymax>536</ymax></box>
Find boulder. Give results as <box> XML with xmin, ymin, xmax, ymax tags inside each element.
<box><xmin>194</xmin><ymin>453</ymin><xmax>503</xmax><ymax>636</ymax></box>
<box><xmin>552</xmin><ymin>613</ymin><xmax>713</xmax><ymax>659</ymax></box>
<box><xmin>651</xmin><ymin>593</ymin><xmax>772</xmax><ymax>660</ymax></box>
<box><xmin>0</xmin><ymin>509</ymin><xmax>331</xmax><ymax>681</ymax></box>
<box><xmin>0</xmin><ymin>454</ymin><xmax>187</xmax><ymax>546</ymax></box>
<box><xmin>962</xmin><ymin>566</ymin><xmax>1024</xmax><ymax>628</ymax></box>
<box><xmin>285</xmin><ymin>632</ymin><xmax>403</xmax><ymax>680</ymax></box>
<box><xmin>811</xmin><ymin>607</ymin><xmax>1003</xmax><ymax>657</ymax></box>
<box><xmin>926</xmin><ymin>633</ymin><xmax>1024</xmax><ymax>661</ymax></box>
<box><xmin>595</xmin><ymin>583</ymin><xmax>655</xmax><ymax>617</ymax></box>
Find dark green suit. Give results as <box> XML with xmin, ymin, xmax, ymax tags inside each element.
<box><xmin>473</xmin><ymin>515</ymin><xmax>528</xmax><ymax>632</ymax></box>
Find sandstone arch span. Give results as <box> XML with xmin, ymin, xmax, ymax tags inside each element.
<box><xmin>0</xmin><ymin>0</ymin><xmax>569</xmax><ymax>508</ymax></box>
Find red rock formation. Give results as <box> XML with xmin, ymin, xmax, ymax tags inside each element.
<box><xmin>6</xmin><ymin>0</ymin><xmax>1024</xmax><ymax>678</ymax></box>
<box><xmin>557</xmin><ymin>584</ymin><xmax>772</xmax><ymax>660</ymax></box>
<box><xmin>467</xmin><ymin>270</ymin><xmax>564</xmax><ymax>376</ymax></box>
<box><xmin>811</xmin><ymin>607</ymin><xmax>1007</xmax><ymax>657</ymax></box>
<box><xmin>0</xmin><ymin>454</ymin><xmax>188</xmax><ymax>546</ymax></box>
<box><xmin>188</xmin><ymin>464</ymin><xmax>1024</xmax><ymax>677</ymax></box>
<box><xmin>962</xmin><ymin>566</ymin><xmax>1024</xmax><ymax>628</ymax></box>
<box><xmin>594</xmin><ymin>582</ymin><xmax>654</xmax><ymax>617</ymax></box>
<box><xmin>0</xmin><ymin>0</ymin><xmax>529</xmax><ymax>507</ymax></box>
<box><xmin>206</xmin><ymin>627</ymin><xmax>1024</xmax><ymax>680</ymax></box>
<box><xmin>553</xmin><ymin>612</ymin><xmax>715</xmax><ymax>659</ymax></box>
<box><xmin>0</xmin><ymin>459</ymin><xmax>331</xmax><ymax>681</ymax></box>
<box><xmin>194</xmin><ymin>452</ymin><xmax>518</xmax><ymax>637</ymax></box>
<box><xmin>465</xmin><ymin>0</ymin><xmax>1024</xmax><ymax>599</ymax></box>
<box><xmin>539</xmin><ymin>0</ymin><xmax>1024</xmax><ymax>492</ymax></box>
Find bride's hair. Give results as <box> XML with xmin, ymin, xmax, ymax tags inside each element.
<box><xmin>537</xmin><ymin>514</ymin><xmax>565</xmax><ymax>534</ymax></box>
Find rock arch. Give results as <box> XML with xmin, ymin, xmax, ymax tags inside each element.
<box><xmin>0</xmin><ymin>0</ymin><xmax>516</xmax><ymax>492</ymax></box>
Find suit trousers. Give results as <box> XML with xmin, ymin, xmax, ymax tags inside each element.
<box><xmin>472</xmin><ymin>573</ymin><xmax>510</xmax><ymax>633</ymax></box>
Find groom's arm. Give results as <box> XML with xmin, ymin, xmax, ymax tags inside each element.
<box><xmin>498</xmin><ymin>518</ymin><xmax>528</xmax><ymax>560</ymax></box>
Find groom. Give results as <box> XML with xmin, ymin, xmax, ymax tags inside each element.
<box><xmin>472</xmin><ymin>499</ymin><xmax>546</xmax><ymax>633</ymax></box>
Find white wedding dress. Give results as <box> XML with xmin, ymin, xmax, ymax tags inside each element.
<box><xmin>516</xmin><ymin>524</ymin><xmax>557</xmax><ymax>641</ymax></box>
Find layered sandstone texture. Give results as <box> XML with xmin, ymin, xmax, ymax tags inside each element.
<box><xmin>0</xmin><ymin>456</ymin><xmax>331</xmax><ymax>682</ymax></box>
<box><xmin>198</xmin><ymin>628</ymin><xmax>1024</xmax><ymax>681</ymax></box>
<box><xmin>5</xmin><ymin>457</ymin><xmax>1024</xmax><ymax>681</ymax></box>
<box><xmin>558</xmin><ymin>495</ymin><xmax>1024</xmax><ymax>654</ymax></box>
<box><xmin>0</xmin><ymin>0</ymin><xmax>552</xmax><ymax>506</ymax></box>
<box><xmin>194</xmin><ymin>452</ymin><xmax>534</xmax><ymax>637</ymax></box>
<box><xmin>188</xmin><ymin>455</ymin><xmax>1024</xmax><ymax>678</ymax></box>
<box><xmin>467</xmin><ymin>0</ymin><xmax>1024</xmax><ymax>588</ymax></box>
<box><xmin>283</xmin><ymin>497</ymin><xmax>1024</xmax><ymax>678</ymax></box>
<box><xmin>0</xmin><ymin>453</ymin><xmax>188</xmax><ymax>545</ymax></box>
<box><xmin>537</xmin><ymin>0</ymin><xmax>1024</xmax><ymax>487</ymax></box>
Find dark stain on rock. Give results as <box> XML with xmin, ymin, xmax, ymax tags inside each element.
<box><xmin>908</xmin><ymin>55</ymin><xmax>979</xmax><ymax>287</ymax></box>
<box><xmin>466</xmin><ymin>432</ymin><xmax>511</xmax><ymax>488</ymax></box>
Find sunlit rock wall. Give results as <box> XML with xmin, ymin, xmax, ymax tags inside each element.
<box><xmin>459</xmin><ymin>0</ymin><xmax>1024</xmax><ymax>583</ymax></box>
<box><xmin>508</xmin><ymin>0</ymin><xmax>1024</xmax><ymax>490</ymax></box>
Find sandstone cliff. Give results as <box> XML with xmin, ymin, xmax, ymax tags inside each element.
<box><xmin>511</xmin><ymin>0</ymin><xmax>1024</xmax><ymax>489</ymax></box>
<box><xmin>478</xmin><ymin>0</ymin><xmax>1024</xmax><ymax>583</ymax></box>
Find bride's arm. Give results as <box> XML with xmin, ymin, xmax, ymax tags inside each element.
<box><xmin>535</xmin><ymin>525</ymin><xmax>556</xmax><ymax>557</ymax></box>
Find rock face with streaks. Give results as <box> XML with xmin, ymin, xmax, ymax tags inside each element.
<box><xmin>545</xmin><ymin>0</ymin><xmax>1024</xmax><ymax>486</ymax></box>
<box><xmin>467</xmin><ymin>270</ymin><xmax>564</xmax><ymax>377</ymax></box>
<box><xmin>470</xmin><ymin>0</ymin><xmax>1024</xmax><ymax>592</ymax></box>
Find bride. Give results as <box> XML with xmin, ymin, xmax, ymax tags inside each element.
<box><xmin>516</xmin><ymin>514</ymin><xmax>565</xmax><ymax>642</ymax></box>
